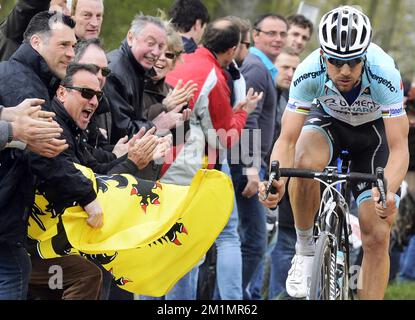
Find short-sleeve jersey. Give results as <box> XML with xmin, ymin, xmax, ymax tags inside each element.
<box><xmin>287</xmin><ymin>43</ymin><xmax>405</xmax><ymax>126</ymax></box>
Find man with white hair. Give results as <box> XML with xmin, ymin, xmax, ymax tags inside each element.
<box><xmin>104</xmin><ymin>15</ymin><xmax>187</xmax><ymax>147</ymax></box>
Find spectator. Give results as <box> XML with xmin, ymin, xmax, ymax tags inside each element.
<box><xmin>214</xmin><ymin>15</ymin><xmax>252</xmax><ymax>301</ymax></box>
<box><xmin>0</xmin><ymin>99</ymin><xmax>63</xmax><ymax>153</ymax></box>
<box><xmin>168</xmin><ymin>0</ymin><xmax>209</xmax><ymax>53</ymax></box>
<box><xmin>231</xmin><ymin>13</ymin><xmax>287</xmax><ymax>299</ymax></box>
<box><xmin>252</xmin><ymin>16</ymin><xmax>314</xmax><ymax>298</ymax></box>
<box><xmin>266</xmin><ymin>18</ymin><xmax>313</xmax><ymax>299</ymax></box>
<box><xmin>228</xmin><ymin>16</ymin><xmax>251</xmax><ymax>67</ymax></box>
<box><xmin>1</xmin><ymin>97</ymin><xmax>64</xmax><ymax>299</ymax></box>
<box><xmin>272</xmin><ymin>47</ymin><xmax>301</xmax><ymax>140</ymax></box>
<box><xmin>49</xmin><ymin>0</ymin><xmax>71</xmax><ymax>15</ymax></box>
<box><xmin>28</xmin><ymin>63</ymin><xmax>169</xmax><ymax>300</ymax></box>
<box><xmin>105</xmin><ymin>15</ymin><xmax>185</xmax><ymax>146</ymax></box>
<box><xmin>73</xmin><ymin>38</ymin><xmax>132</xmax><ymax>163</ymax></box>
<box><xmin>286</xmin><ymin>14</ymin><xmax>313</xmax><ymax>55</ymax></box>
<box><xmin>0</xmin><ymin>11</ymin><xmax>109</xmax><ymax>301</ymax></box>
<box><xmin>268</xmin><ymin>47</ymin><xmax>300</xmax><ymax>299</ymax></box>
<box><xmin>163</xmin><ymin>18</ymin><xmax>262</xmax><ymax>299</ymax></box>
<box><xmin>0</xmin><ymin>0</ymin><xmax>50</xmax><ymax>61</ymax></box>
<box><xmin>71</xmin><ymin>0</ymin><xmax>104</xmax><ymax>40</ymax></box>
<box><xmin>142</xmin><ymin>23</ymin><xmax>195</xmax><ymax>122</ymax></box>
<box><xmin>0</xmin><ymin>11</ymin><xmax>75</xmax><ymax>299</ymax></box>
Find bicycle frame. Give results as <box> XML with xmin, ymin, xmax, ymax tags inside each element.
<box><xmin>313</xmin><ymin>171</ymin><xmax>352</xmax><ymax>300</ymax></box>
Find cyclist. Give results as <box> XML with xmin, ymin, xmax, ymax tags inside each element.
<box><xmin>259</xmin><ymin>6</ymin><xmax>409</xmax><ymax>300</ymax></box>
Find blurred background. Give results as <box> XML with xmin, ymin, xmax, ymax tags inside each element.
<box><xmin>1</xmin><ymin>0</ymin><xmax>414</xmax><ymax>78</ymax></box>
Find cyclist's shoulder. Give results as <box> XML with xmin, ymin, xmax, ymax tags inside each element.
<box><xmin>365</xmin><ymin>44</ymin><xmax>401</xmax><ymax>82</ymax></box>
<box><xmin>291</xmin><ymin>49</ymin><xmax>325</xmax><ymax>89</ymax></box>
<box><xmin>364</xmin><ymin>44</ymin><xmax>402</xmax><ymax>100</ymax></box>
<box><xmin>366</xmin><ymin>43</ymin><xmax>397</xmax><ymax>69</ymax></box>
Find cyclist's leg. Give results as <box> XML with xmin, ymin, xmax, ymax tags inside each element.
<box><xmin>289</xmin><ymin>127</ymin><xmax>331</xmax><ymax>231</ymax></box>
<box><xmin>285</xmin><ymin>108</ymin><xmax>335</xmax><ymax>298</ymax></box>
<box><xmin>357</xmin><ymin>199</ymin><xmax>395</xmax><ymax>299</ymax></box>
<box><xmin>349</xmin><ymin>118</ymin><xmax>394</xmax><ymax>299</ymax></box>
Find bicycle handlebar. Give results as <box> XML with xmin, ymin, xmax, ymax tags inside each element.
<box><xmin>264</xmin><ymin>160</ymin><xmax>389</xmax><ymax>212</ymax></box>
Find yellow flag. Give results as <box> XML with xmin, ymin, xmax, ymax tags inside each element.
<box><xmin>28</xmin><ymin>164</ymin><xmax>233</xmax><ymax>296</ymax></box>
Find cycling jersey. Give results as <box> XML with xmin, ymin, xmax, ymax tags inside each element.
<box><xmin>287</xmin><ymin>43</ymin><xmax>405</xmax><ymax>126</ymax></box>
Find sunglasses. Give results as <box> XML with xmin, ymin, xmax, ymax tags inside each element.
<box><xmin>165</xmin><ymin>51</ymin><xmax>183</xmax><ymax>60</ymax></box>
<box><xmin>241</xmin><ymin>41</ymin><xmax>251</xmax><ymax>49</ymax></box>
<box><xmin>65</xmin><ymin>86</ymin><xmax>103</xmax><ymax>101</ymax></box>
<box><xmin>98</xmin><ymin>66</ymin><xmax>111</xmax><ymax>77</ymax></box>
<box><xmin>327</xmin><ymin>57</ymin><xmax>364</xmax><ymax>68</ymax></box>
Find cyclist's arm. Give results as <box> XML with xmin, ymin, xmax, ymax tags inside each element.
<box><xmin>269</xmin><ymin>109</ymin><xmax>306</xmax><ymax>183</ymax></box>
<box><xmin>383</xmin><ymin>115</ymin><xmax>409</xmax><ymax>193</ymax></box>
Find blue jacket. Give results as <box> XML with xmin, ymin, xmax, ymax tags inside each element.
<box><xmin>240</xmin><ymin>52</ymin><xmax>278</xmax><ymax>171</ymax></box>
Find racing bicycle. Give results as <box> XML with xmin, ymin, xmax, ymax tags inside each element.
<box><xmin>264</xmin><ymin>157</ymin><xmax>387</xmax><ymax>300</ymax></box>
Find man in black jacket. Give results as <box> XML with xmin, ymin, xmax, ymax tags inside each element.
<box><xmin>42</xmin><ymin>63</ymin><xmax>161</xmax><ymax>182</ymax></box>
<box><xmin>0</xmin><ymin>0</ymin><xmax>50</xmax><ymax>61</ymax></box>
<box><xmin>75</xmin><ymin>38</ymin><xmax>165</xmax><ymax>181</ymax></box>
<box><xmin>105</xmin><ymin>15</ymin><xmax>188</xmax><ymax>145</ymax></box>
<box><xmin>28</xmin><ymin>63</ymin><xmax>167</xmax><ymax>300</ymax></box>
<box><xmin>0</xmin><ymin>0</ymin><xmax>71</xmax><ymax>61</ymax></box>
<box><xmin>0</xmin><ymin>11</ymin><xmax>73</xmax><ymax>299</ymax></box>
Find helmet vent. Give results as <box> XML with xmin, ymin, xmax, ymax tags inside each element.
<box><xmin>342</xmin><ymin>17</ymin><xmax>348</xmax><ymax>26</ymax></box>
<box><xmin>331</xmin><ymin>27</ymin><xmax>338</xmax><ymax>44</ymax></box>
<box><xmin>341</xmin><ymin>30</ymin><xmax>347</xmax><ymax>47</ymax></box>
<box><xmin>360</xmin><ymin>28</ymin><xmax>367</xmax><ymax>44</ymax></box>
<box><xmin>322</xmin><ymin>27</ymin><xmax>328</xmax><ymax>42</ymax></box>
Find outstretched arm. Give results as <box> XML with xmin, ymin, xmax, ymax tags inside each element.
<box><xmin>259</xmin><ymin>110</ymin><xmax>306</xmax><ymax>207</ymax></box>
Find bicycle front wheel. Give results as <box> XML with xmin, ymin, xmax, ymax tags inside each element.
<box><xmin>308</xmin><ymin>231</ymin><xmax>337</xmax><ymax>300</ymax></box>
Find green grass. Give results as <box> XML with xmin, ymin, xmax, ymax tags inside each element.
<box><xmin>385</xmin><ymin>281</ymin><xmax>415</xmax><ymax>300</ymax></box>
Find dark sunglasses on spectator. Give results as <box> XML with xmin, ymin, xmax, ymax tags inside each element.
<box><xmin>327</xmin><ymin>56</ymin><xmax>364</xmax><ymax>68</ymax></box>
<box><xmin>165</xmin><ymin>51</ymin><xmax>183</xmax><ymax>60</ymax></box>
<box><xmin>65</xmin><ymin>86</ymin><xmax>103</xmax><ymax>101</ymax></box>
<box><xmin>241</xmin><ymin>41</ymin><xmax>251</xmax><ymax>49</ymax></box>
<box><xmin>99</xmin><ymin>66</ymin><xmax>111</xmax><ymax>77</ymax></box>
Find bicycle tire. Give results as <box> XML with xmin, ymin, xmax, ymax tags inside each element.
<box><xmin>308</xmin><ymin>231</ymin><xmax>337</xmax><ymax>300</ymax></box>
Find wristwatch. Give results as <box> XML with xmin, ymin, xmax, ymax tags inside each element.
<box><xmin>7</xmin><ymin>122</ymin><xmax>13</xmax><ymax>143</ymax></box>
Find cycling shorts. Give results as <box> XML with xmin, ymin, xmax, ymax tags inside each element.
<box><xmin>303</xmin><ymin>104</ymin><xmax>391</xmax><ymax>206</ymax></box>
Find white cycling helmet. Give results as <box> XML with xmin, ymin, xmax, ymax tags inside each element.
<box><xmin>319</xmin><ymin>6</ymin><xmax>372</xmax><ymax>60</ymax></box>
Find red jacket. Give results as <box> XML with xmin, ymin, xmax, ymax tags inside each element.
<box><xmin>161</xmin><ymin>47</ymin><xmax>247</xmax><ymax>185</ymax></box>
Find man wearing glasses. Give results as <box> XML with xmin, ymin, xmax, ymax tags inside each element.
<box><xmin>231</xmin><ymin>13</ymin><xmax>287</xmax><ymax>299</ymax></box>
<box><xmin>260</xmin><ymin>6</ymin><xmax>408</xmax><ymax>300</ymax></box>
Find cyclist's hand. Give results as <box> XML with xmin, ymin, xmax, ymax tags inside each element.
<box><xmin>372</xmin><ymin>187</ymin><xmax>397</xmax><ymax>219</ymax></box>
<box><xmin>258</xmin><ymin>179</ymin><xmax>285</xmax><ymax>208</ymax></box>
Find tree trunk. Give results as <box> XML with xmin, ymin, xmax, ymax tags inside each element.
<box><xmin>367</xmin><ymin>0</ymin><xmax>380</xmax><ymax>21</ymax></box>
<box><xmin>381</xmin><ymin>0</ymin><xmax>402</xmax><ymax>51</ymax></box>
